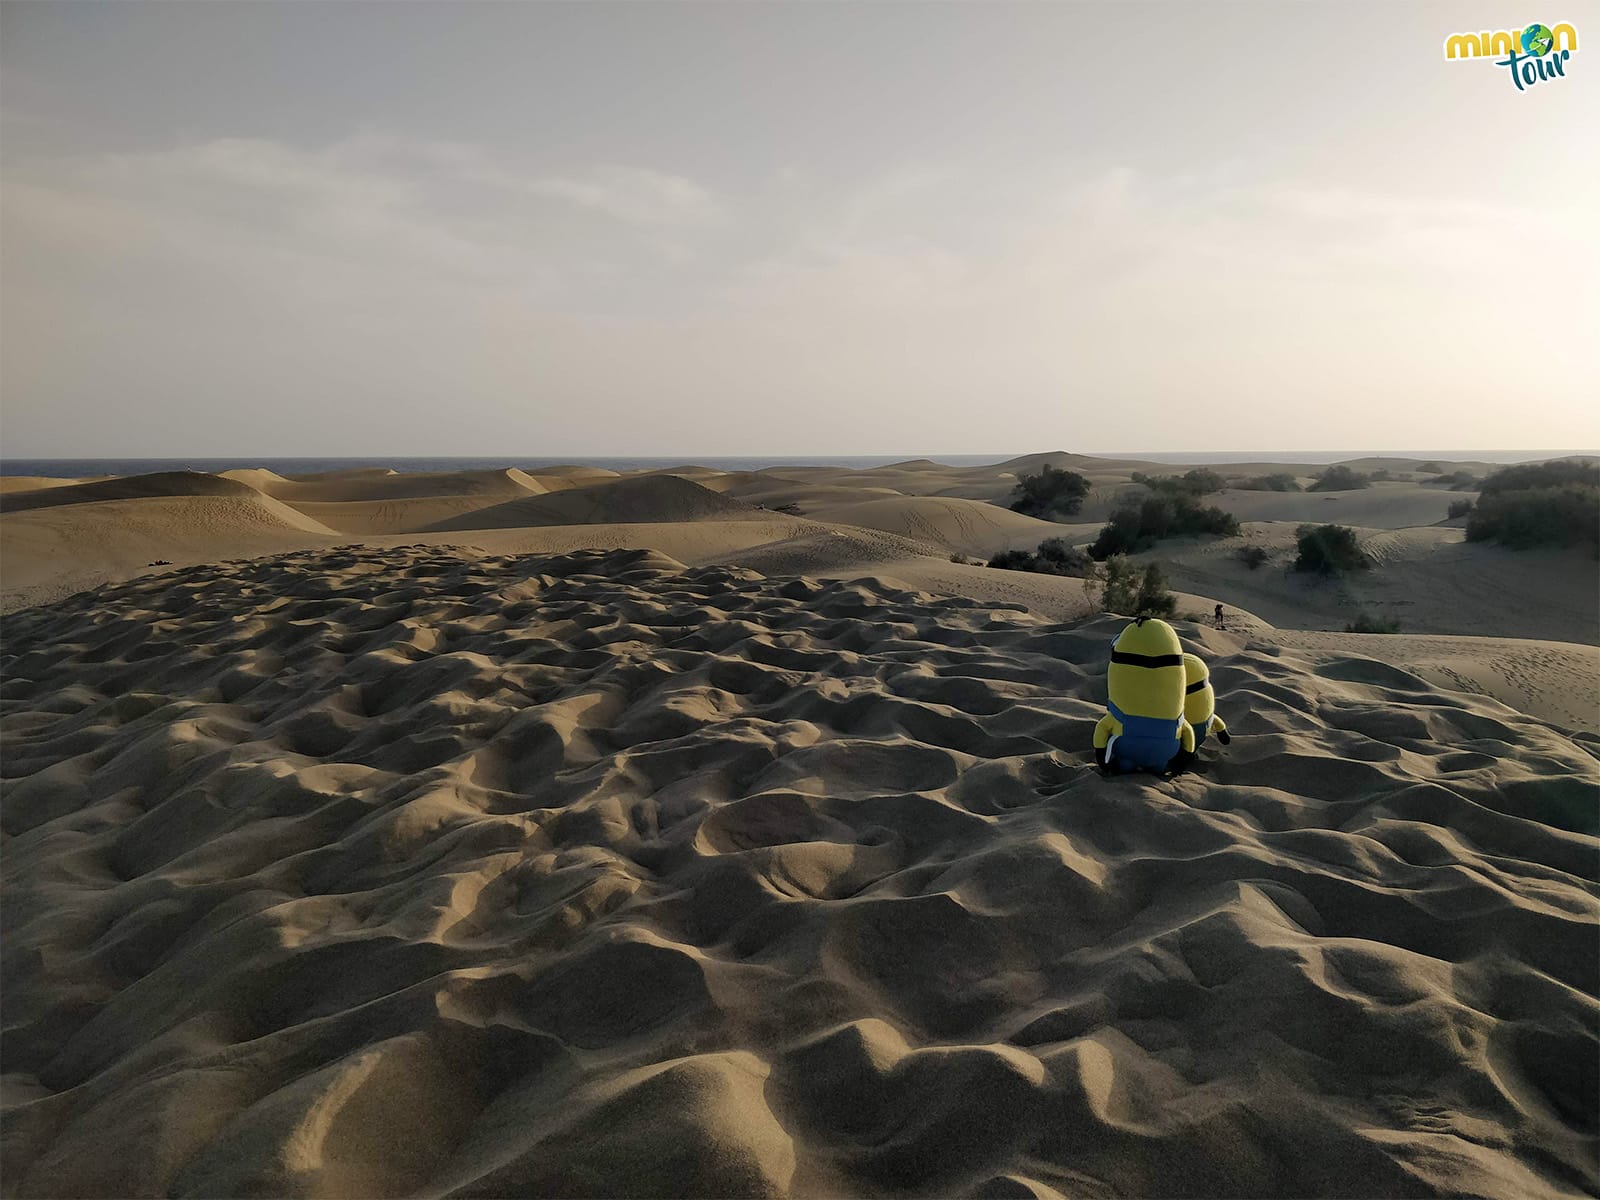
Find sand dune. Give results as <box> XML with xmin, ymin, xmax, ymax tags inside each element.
<box><xmin>799</xmin><ymin>495</ymin><xmax>1067</xmax><ymax>558</ymax></box>
<box><xmin>1148</xmin><ymin>523</ymin><xmax>1598</xmax><ymax>645</ymax></box>
<box><xmin>286</xmin><ymin>497</ymin><xmax>523</xmax><ymax>536</ymax></box>
<box><xmin>666</xmin><ymin>470</ymin><xmax>761</xmax><ymax>495</ymax></box>
<box><xmin>0</xmin><ymin>471</ymin><xmax>263</xmax><ymax>513</ymax></box>
<box><xmin>3</xmin><ymin>546</ymin><xmax>1594</xmax><ymax>1197</ymax></box>
<box><xmin>1215</xmin><ymin>482</ymin><xmax>1463</xmax><ymax>530</ymax></box>
<box><xmin>252</xmin><ymin>467</ymin><xmax>546</xmax><ymax>506</ymax></box>
<box><xmin>5</xmin><ymin>456</ymin><xmax>1595</xmax><ymax>656</ymax></box>
<box><xmin>0</xmin><ymin>477</ymin><xmax>107</xmax><ymax>495</ymax></box>
<box><xmin>712</xmin><ymin>524</ymin><xmax>959</xmax><ymax>577</ymax></box>
<box><xmin>529</xmin><ymin>465</ymin><xmax>623</xmax><ymax>487</ymax></box>
<box><xmin>726</xmin><ymin>478</ymin><xmax>907</xmax><ymax>510</ymax></box>
<box><xmin>424</xmin><ymin>474</ymin><xmax>759</xmax><ymax>531</ymax></box>
<box><xmin>1269</xmin><ymin>630</ymin><xmax>1600</xmax><ymax>735</ymax></box>
<box><xmin>218</xmin><ymin>468</ymin><xmax>293</xmax><ymax>490</ymax></box>
<box><xmin>406</xmin><ymin>517</ymin><xmax>817</xmax><ymax>572</ymax></box>
<box><xmin>0</xmin><ymin>493</ymin><xmax>335</xmax><ymax>603</ymax></box>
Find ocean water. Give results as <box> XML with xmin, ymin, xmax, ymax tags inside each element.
<box><xmin>1</xmin><ymin>450</ymin><xmax>1589</xmax><ymax>477</ymax></box>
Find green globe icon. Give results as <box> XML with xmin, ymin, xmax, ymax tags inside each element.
<box><xmin>1521</xmin><ymin>23</ymin><xmax>1554</xmax><ymax>55</ymax></box>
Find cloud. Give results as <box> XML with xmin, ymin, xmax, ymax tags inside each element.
<box><xmin>520</xmin><ymin>166</ymin><xmax>724</xmax><ymax>227</ymax></box>
<box><xmin>4</xmin><ymin>137</ymin><xmax>726</xmax><ymax>290</ymax></box>
<box><xmin>2</xmin><ymin>139</ymin><xmax>1596</xmax><ymax>454</ymax></box>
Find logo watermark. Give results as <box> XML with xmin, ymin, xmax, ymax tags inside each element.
<box><xmin>1443</xmin><ymin>21</ymin><xmax>1578</xmax><ymax>90</ymax></box>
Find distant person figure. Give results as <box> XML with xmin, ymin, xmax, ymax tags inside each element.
<box><xmin>1214</xmin><ymin>603</ymin><xmax>1226</xmax><ymax>630</ymax></box>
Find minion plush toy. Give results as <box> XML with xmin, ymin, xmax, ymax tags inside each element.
<box><xmin>1182</xmin><ymin>653</ymin><xmax>1232</xmax><ymax>748</ymax></box>
<box><xmin>1094</xmin><ymin>617</ymin><xmax>1196</xmax><ymax>774</ymax></box>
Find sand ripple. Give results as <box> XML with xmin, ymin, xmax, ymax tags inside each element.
<box><xmin>2</xmin><ymin>547</ymin><xmax>1595</xmax><ymax>1197</ymax></box>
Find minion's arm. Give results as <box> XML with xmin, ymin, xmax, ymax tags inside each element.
<box><xmin>1166</xmin><ymin>718</ymin><xmax>1197</xmax><ymax>775</ymax></box>
<box><xmin>1093</xmin><ymin>714</ymin><xmax>1120</xmax><ymax>767</ymax></box>
<box><xmin>1212</xmin><ymin>713</ymin><xmax>1231</xmax><ymax>745</ymax></box>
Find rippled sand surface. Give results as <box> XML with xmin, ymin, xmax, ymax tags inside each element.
<box><xmin>3</xmin><ymin>547</ymin><xmax>1596</xmax><ymax>1197</ymax></box>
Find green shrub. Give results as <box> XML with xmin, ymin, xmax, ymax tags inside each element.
<box><xmin>1346</xmin><ymin>613</ymin><xmax>1401</xmax><ymax>633</ymax></box>
<box><xmin>1187</xmin><ymin>468</ymin><xmax>1227</xmax><ymax>494</ymax></box>
<box><xmin>1430</xmin><ymin>470</ymin><xmax>1479</xmax><ymax>490</ymax></box>
<box><xmin>1089</xmin><ymin>494</ymin><xmax>1240</xmax><ymax>559</ymax></box>
<box><xmin>1134</xmin><ymin>563</ymin><xmax>1177</xmax><ymax>617</ymax></box>
<box><xmin>1308</xmin><ymin>465</ymin><xmax>1371</xmax><ymax>492</ymax></box>
<box><xmin>1368</xmin><ymin>468</ymin><xmax>1394</xmax><ymax>482</ymax></box>
<box><xmin>988</xmin><ymin>549</ymin><xmax>1032</xmax><ymax>571</ymax></box>
<box><xmin>1036</xmin><ymin>537</ymin><xmax>1091</xmax><ymax>571</ymax></box>
<box><xmin>1132</xmin><ymin>468</ymin><xmax>1225</xmax><ymax>496</ymax></box>
<box><xmin>1446</xmin><ymin>499</ymin><xmax>1474</xmax><ymax>519</ymax></box>
<box><xmin>1235</xmin><ymin>473</ymin><xmax>1301</xmax><ymax>492</ymax></box>
<box><xmin>1416</xmin><ymin>461</ymin><xmax>1442</xmax><ymax>474</ymax></box>
<box><xmin>1477</xmin><ymin>459</ymin><xmax>1599</xmax><ymax>497</ymax></box>
<box><xmin>1294</xmin><ymin>524</ymin><xmax>1369</xmax><ymax>574</ymax></box>
<box><xmin>1236</xmin><ymin>545</ymin><xmax>1270</xmax><ymax>569</ymax></box>
<box><xmin>1464</xmin><ymin>461</ymin><xmax>1599</xmax><ymax>552</ymax></box>
<box><xmin>1009</xmin><ymin>465</ymin><xmax>1091</xmax><ymax>520</ymax></box>
<box><xmin>986</xmin><ymin>537</ymin><xmax>1092</xmax><ymax>577</ymax></box>
<box><xmin>1091</xmin><ymin>555</ymin><xmax>1175</xmax><ymax>616</ymax></box>
<box><xmin>1093</xmin><ymin>554</ymin><xmax>1139</xmax><ymax>614</ymax></box>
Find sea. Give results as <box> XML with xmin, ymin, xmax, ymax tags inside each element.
<box><xmin>1</xmin><ymin>450</ymin><xmax>1589</xmax><ymax>477</ymax></box>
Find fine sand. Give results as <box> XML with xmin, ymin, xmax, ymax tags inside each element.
<box><xmin>2</xmin><ymin>454</ymin><xmax>1597</xmax><ymax>1196</ymax></box>
<box><xmin>2</xmin><ymin>546</ymin><xmax>1595</xmax><ymax>1197</ymax></box>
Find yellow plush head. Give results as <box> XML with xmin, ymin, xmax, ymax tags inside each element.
<box><xmin>1106</xmin><ymin>618</ymin><xmax>1185</xmax><ymax>720</ymax></box>
<box><xmin>1182</xmin><ymin>652</ymin><xmax>1216</xmax><ymax>726</ymax></box>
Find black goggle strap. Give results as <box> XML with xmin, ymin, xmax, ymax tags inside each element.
<box><xmin>1110</xmin><ymin>649</ymin><xmax>1183</xmax><ymax>669</ymax></box>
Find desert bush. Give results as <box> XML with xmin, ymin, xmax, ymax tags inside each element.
<box><xmin>1094</xmin><ymin>554</ymin><xmax>1139</xmax><ymax>613</ymax></box>
<box><xmin>1133</xmin><ymin>563</ymin><xmax>1178</xmax><ymax>617</ymax></box>
<box><xmin>1346</xmin><ymin>613</ymin><xmax>1402</xmax><ymax>633</ymax></box>
<box><xmin>1036</xmin><ymin>537</ymin><xmax>1091</xmax><ymax>571</ymax></box>
<box><xmin>985</xmin><ymin>537</ymin><xmax>1091</xmax><ymax>577</ymax></box>
<box><xmin>768</xmin><ymin>502</ymin><xmax>803</xmax><ymax>515</ymax></box>
<box><xmin>1236</xmin><ymin>545</ymin><xmax>1270</xmax><ymax>569</ymax></box>
<box><xmin>1293</xmin><ymin>524</ymin><xmax>1369</xmax><ymax>574</ymax></box>
<box><xmin>1417</xmin><ymin>461</ymin><xmax>1442</xmax><ymax>474</ymax></box>
<box><xmin>1477</xmin><ymin>459</ymin><xmax>1599</xmax><ymax>497</ymax></box>
<box><xmin>1465</xmin><ymin>461</ymin><xmax>1600</xmax><ymax>552</ymax></box>
<box><xmin>1368</xmin><ymin>468</ymin><xmax>1394</xmax><ymax>482</ymax></box>
<box><xmin>1308</xmin><ymin>465</ymin><xmax>1371</xmax><ymax>492</ymax></box>
<box><xmin>1090</xmin><ymin>556</ymin><xmax>1175</xmax><ymax>616</ymax></box>
<box><xmin>1430</xmin><ymin>469</ymin><xmax>1479</xmax><ymax>490</ymax></box>
<box><xmin>1132</xmin><ymin>468</ymin><xmax>1225</xmax><ymax>497</ymax></box>
<box><xmin>1446</xmin><ymin>499</ymin><xmax>1474</xmax><ymax>519</ymax></box>
<box><xmin>1089</xmin><ymin>494</ymin><xmax>1240</xmax><ymax>559</ymax></box>
<box><xmin>1009</xmin><ymin>465</ymin><xmax>1091</xmax><ymax>520</ymax></box>
<box><xmin>1235</xmin><ymin>473</ymin><xmax>1301</xmax><ymax>492</ymax></box>
<box><xmin>987</xmin><ymin>549</ymin><xmax>1035</xmax><ymax>572</ymax></box>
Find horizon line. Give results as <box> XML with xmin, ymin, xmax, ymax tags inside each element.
<box><xmin>3</xmin><ymin>449</ymin><xmax>1597</xmax><ymax>463</ymax></box>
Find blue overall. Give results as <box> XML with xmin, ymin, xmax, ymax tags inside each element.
<box><xmin>1106</xmin><ymin>700</ymin><xmax>1184</xmax><ymax>772</ymax></box>
<box><xmin>1193</xmin><ymin>714</ymin><xmax>1215</xmax><ymax>746</ymax></box>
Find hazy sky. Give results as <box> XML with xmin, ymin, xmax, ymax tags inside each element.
<box><xmin>2</xmin><ymin>1</ymin><xmax>1596</xmax><ymax>457</ymax></box>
